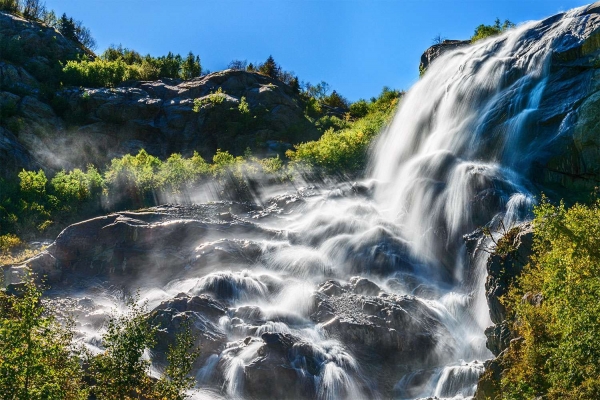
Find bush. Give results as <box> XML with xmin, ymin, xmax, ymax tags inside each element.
<box><xmin>89</xmin><ymin>297</ymin><xmax>157</xmax><ymax>399</ymax></box>
<box><xmin>287</xmin><ymin>86</ymin><xmax>401</xmax><ymax>174</ymax></box>
<box><xmin>63</xmin><ymin>46</ymin><xmax>201</xmax><ymax>87</ymax></box>
<box><xmin>50</xmin><ymin>166</ymin><xmax>103</xmax><ymax>212</ymax></box>
<box><xmin>0</xmin><ymin>275</ymin><xmax>87</xmax><ymax>399</ymax></box>
<box><xmin>158</xmin><ymin>152</ymin><xmax>210</xmax><ymax>193</ymax></box>
<box><xmin>104</xmin><ymin>149</ymin><xmax>162</xmax><ymax>205</ymax></box>
<box><xmin>471</xmin><ymin>18</ymin><xmax>515</xmax><ymax>42</ymax></box>
<box><xmin>0</xmin><ymin>233</ymin><xmax>22</xmax><ymax>254</ymax></box>
<box><xmin>62</xmin><ymin>58</ymin><xmax>130</xmax><ymax>88</ymax></box>
<box><xmin>500</xmin><ymin>197</ymin><xmax>600</xmax><ymax>399</ymax></box>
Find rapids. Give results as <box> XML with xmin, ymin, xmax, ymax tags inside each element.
<box><xmin>43</xmin><ymin>4</ymin><xmax>599</xmax><ymax>399</ymax></box>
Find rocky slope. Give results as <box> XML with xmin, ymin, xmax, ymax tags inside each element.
<box><xmin>0</xmin><ymin>11</ymin><xmax>320</xmax><ymax>178</ymax></box>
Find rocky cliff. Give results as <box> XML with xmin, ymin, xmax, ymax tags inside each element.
<box><xmin>420</xmin><ymin>5</ymin><xmax>600</xmax><ymax>202</ymax></box>
<box><xmin>0</xmin><ymin>11</ymin><xmax>320</xmax><ymax>178</ymax></box>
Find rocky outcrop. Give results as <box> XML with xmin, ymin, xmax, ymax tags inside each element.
<box><xmin>53</xmin><ymin>70</ymin><xmax>318</xmax><ymax>167</ymax></box>
<box><xmin>0</xmin><ymin>11</ymin><xmax>319</xmax><ymax>177</ymax></box>
<box><xmin>485</xmin><ymin>222</ymin><xmax>533</xmax><ymax>325</ymax></box>
<box><xmin>149</xmin><ymin>293</ymin><xmax>228</xmax><ymax>366</ymax></box>
<box><xmin>11</xmin><ymin>203</ymin><xmax>278</xmax><ymax>286</ymax></box>
<box><xmin>311</xmin><ymin>279</ymin><xmax>456</xmax><ymax>367</ymax></box>
<box><xmin>419</xmin><ymin>39</ymin><xmax>471</xmax><ymax>72</ymax></box>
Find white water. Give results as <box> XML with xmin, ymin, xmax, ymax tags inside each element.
<box><xmin>59</xmin><ymin>5</ymin><xmax>597</xmax><ymax>399</ymax></box>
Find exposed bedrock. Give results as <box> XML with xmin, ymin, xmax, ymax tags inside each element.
<box><xmin>311</xmin><ymin>279</ymin><xmax>456</xmax><ymax>364</ymax></box>
<box><xmin>11</xmin><ymin>203</ymin><xmax>279</xmax><ymax>286</ymax></box>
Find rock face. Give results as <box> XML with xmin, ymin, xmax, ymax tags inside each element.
<box><xmin>56</xmin><ymin>70</ymin><xmax>318</xmax><ymax>166</ymax></box>
<box><xmin>311</xmin><ymin>279</ymin><xmax>456</xmax><ymax>380</ymax></box>
<box><xmin>15</xmin><ymin>204</ymin><xmax>277</xmax><ymax>286</ymax></box>
<box><xmin>485</xmin><ymin>222</ymin><xmax>533</xmax><ymax>325</ymax></box>
<box><xmin>0</xmin><ymin>11</ymin><xmax>318</xmax><ymax>177</ymax></box>
<box><xmin>419</xmin><ymin>39</ymin><xmax>471</xmax><ymax>72</ymax></box>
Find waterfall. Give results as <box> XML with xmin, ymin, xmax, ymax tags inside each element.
<box><xmin>57</xmin><ymin>4</ymin><xmax>599</xmax><ymax>399</ymax></box>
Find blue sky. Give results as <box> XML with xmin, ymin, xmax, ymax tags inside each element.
<box><xmin>45</xmin><ymin>0</ymin><xmax>589</xmax><ymax>101</ymax></box>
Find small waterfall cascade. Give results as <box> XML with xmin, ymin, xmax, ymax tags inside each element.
<box><xmin>56</xmin><ymin>5</ymin><xmax>599</xmax><ymax>400</ymax></box>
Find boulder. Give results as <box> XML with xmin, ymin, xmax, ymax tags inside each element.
<box><xmin>310</xmin><ymin>280</ymin><xmax>456</xmax><ymax>367</ymax></box>
<box><xmin>149</xmin><ymin>293</ymin><xmax>228</xmax><ymax>365</ymax></box>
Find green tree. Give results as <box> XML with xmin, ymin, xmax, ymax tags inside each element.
<box><xmin>58</xmin><ymin>13</ymin><xmax>77</xmax><ymax>42</ymax></box>
<box><xmin>322</xmin><ymin>90</ymin><xmax>349</xmax><ymax>109</ymax></box>
<box><xmin>500</xmin><ymin>197</ymin><xmax>600</xmax><ymax>399</ymax></box>
<box><xmin>0</xmin><ymin>275</ymin><xmax>87</xmax><ymax>400</ymax></box>
<box><xmin>155</xmin><ymin>319</ymin><xmax>200</xmax><ymax>400</ymax></box>
<box><xmin>471</xmin><ymin>18</ymin><xmax>516</xmax><ymax>42</ymax></box>
<box><xmin>258</xmin><ymin>55</ymin><xmax>280</xmax><ymax>79</ymax></box>
<box><xmin>22</xmin><ymin>0</ymin><xmax>45</xmax><ymax>20</ymax></box>
<box><xmin>180</xmin><ymin>52</ymin><xmax>201</xmax><ymax>80</ymax></box>
<box><xmin>0</xmin><ymin>0</ymin><xmax>20</xmax><ymax>13</ymax></box>
<box><xmin>89</xmin><ymin>297</ymin><xmax>157</xmax><ymax>400</ymax></box>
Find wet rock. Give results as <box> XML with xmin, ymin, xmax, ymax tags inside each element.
<box><xmin>20</xmin><ymin>206</ymin><xmax>278</xmax><ymax>286</ymax></box>
<box><xmin>485</xmin><ymin>321</ymin><xmax>512</xmax><ymax>357</ymax></box>
<box><xmin>311</xmin><ymin>281</ymin><xmax>456</xmax><ymax>367</ymax></box>
<box><xmin>485</xmin><ymin>222</ymin><xmax>533</xmax><ymax>324</ymax></box>
<box><xmin>190</xmin><ymin>239</ymin><xmax>263</xmax><ymax>270</ymax></box>
<box><xmin>349</xmin><ymin>276</ymin><xmax>381</xmax><ymax>296</ymax></box>
<box><xmin>149</xmin><ymin>294</ymin><xmax>227</xmax><ymax>365</ymax></box>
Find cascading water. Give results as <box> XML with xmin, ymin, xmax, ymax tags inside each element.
<box><xmin>47</xmin><ymin>5</ymin><xmax>599</xmax><ymax>399</ymax></box>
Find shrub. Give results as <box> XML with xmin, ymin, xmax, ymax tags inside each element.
<box><xmin>50</xmin><ymin>166</ymin><xmax>103</xmax><ymax>214</ymax></box>
<box><xmin>287</xmin><ymin>86</ymin><xmax>401</xmax><ymax>175</ymax></box>
<box><xmin>349</xmin><ymin>99</ymin><xmax>369</xmax><ymax>119</ymax></box>
<box><xmin>88</xmin><ymin>297</ymin><xmax>157</xmax><ymax>399</ymax></box>
<box><xmin>158</xmin><ymin>152</ymin><xmax>210</xmax><ymax>193</ymax></box>
<box><xmin>471</xmin><ymin>18</ymin><xmax>515</xmax><ymax>42</ymax></box>
<box><xmin>500</xmin><ymin>197</ymin><xmax>600</xmax><ymax>399</ymax></box>
<box><xmin>0</xmin><ymin>275</ymin><xmax>87</xmax><ymax>399</ymax></box>
<box><xmin>0</xmin><ymin>233</ymin><xmax>22</xmax><ymax>254</ymax></box>
<box><xmin>104</xmin><ymin>149</ymin><xmax>162</xmax><ymax>205</ymax></box>
<box><xmin>63</xmin><ymin>58</ymin><xmax>130</xmax><ymax>88</ymax></box>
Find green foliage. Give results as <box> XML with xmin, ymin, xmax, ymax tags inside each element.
<box><xmin>471</xmin><ymin>18</ymin><xmax>516</xmax><ymax>42</ymax></box>
<box><xmin>62</xmin><ymin>58</ymin><xmax>130</xmax><ymax>88</ymax></box>
<box><xmin>315</xmin><ymin>115</ymin><xmax>349</xmax><ymax>134</ymax></box>
<box><xmin>50</xmin><ymin>166</ymin><xmax>103</xmax><ymax>205</ymax></box>
<box><xmin>155</xmin><ymin>319</ymin><xmax>200</xmax><ymax>400</ymax></box>
<box><xmin>158</xmin><ymin>152</ymin><xmax>210</xmax><ymax>193</ymax></box>
<box><xmin>193</xmin><ymin>87</ymin><xmax>227</xmax><ymax>111</ymax></box>
<box><xmin>181</xmin><ymin>51</ymin><xmax>201</xmax><ymax>80</ymax></box>
<box><xmin>238</xmin><ymin>96</ymin><xmax>250</xmax><ymax>114</ymax></box>
<box><xmin>287</xmin><ymin>86</ymin><xmax>402</xmax><ymax>174</ymax></box>
<box><xmin>321</xmin><ymin>90</ymin><xmax>349</xmax><ymax>109</ymax></box>
<box><xmin>58</xmin><ymin>13</ymin><xmax>77</xmax><ymax>41</ymax></box>
<box><xmin>500</xmin><ymin>197</ymin><xmax>600</xmax><ymax>399</ymax></box>
<box><xmin>63</xmin><ymin>45</ymin><xmax>201</xmax><ymax>87</ymax></box>
<box><xmin>0</xmin><ymin>233</ymin><xmax>22</xmax><ymax>254</ymax></box>
<box><xmin>0</xmin><ymin>0</ymin><xmax>19</xmax><ymax>13</ymax></box>
<box><xmin>104</xmin><ymin>149</ymin><xmax>162</xmax><ymax>204</ymax></box>
<box><xmin>0</xmin><ymin>275</ymin><xmax>87</xmax><ymax>399</ymax></box>
<box><xmin>349</xmin><ymin>99</ymin><xmax>369</xmax><ymax>119</ymax></box>
<box><xmin>258</xmin><ymin>55</ymin><xmax>280</xmax><ymax>78</ymax></box>
<box><xmin>88</xmin><ymin>297</ymin><xmax>157</xmax><ymax>399</ymax></box>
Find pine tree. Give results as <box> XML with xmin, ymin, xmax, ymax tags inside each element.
<box><xmin>58</xmin><ymin>13</ymin><xmax>77</xmax><ymax>41</ymax></box>
<box><xmin>258</xmin><ymin>55</ymin><xmax>280</xmax><ymax>79</ymax></box>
